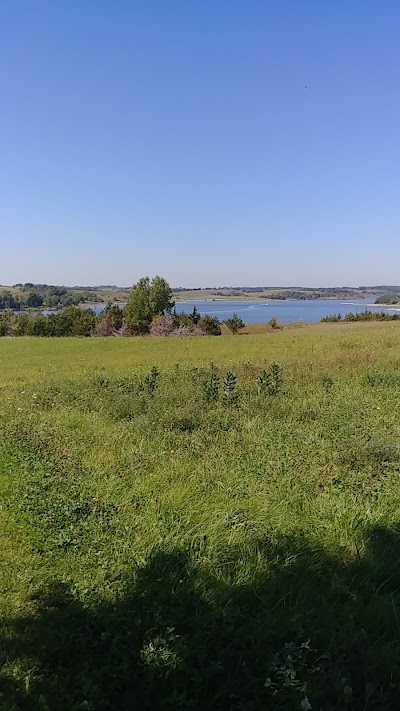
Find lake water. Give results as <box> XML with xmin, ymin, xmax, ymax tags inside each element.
<box><xmin>37</xmin><ymin>299</ymin><xmax>396</xmax><ymax>324</ymax></box>
<box><xmin>171</xmin><ymin>299</ymin><xmax>395</xmax><ymax>324</ymax></box>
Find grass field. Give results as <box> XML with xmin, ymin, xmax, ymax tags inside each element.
<box><xmin>1</xmin><ymin>323</ymin><xmax>400</xmax><ymax>709</ymax></box>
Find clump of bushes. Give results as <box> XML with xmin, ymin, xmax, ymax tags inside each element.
<box><xmin>0</xmin><ymin>306</ymin><xmax>223</xmax><ymax>339</ymax></box>
<box><xmin>0</xmin><ymin>307</ymin><xmax>97</xmax><ymax>337</ymax></box>
<box><xmin>0</xmin><ymin>276</ymin><xmax>225</xmax><ymax>338</ymax></box>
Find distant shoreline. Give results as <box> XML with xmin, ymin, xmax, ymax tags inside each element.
<box><xmin>173</xmin><ymin>296</ymin><xmax>364</xmax><ymax>303</ymax></box>
<box><xmin>366</xmin><ymin>302</ymin><xmax>400</xmax><ymax>311</ymax></box>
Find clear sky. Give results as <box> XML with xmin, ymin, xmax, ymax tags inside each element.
<box><xmin>1</xmin><ymin>1</ymin><xmax>399</xmax><ymax>287</ymax></box>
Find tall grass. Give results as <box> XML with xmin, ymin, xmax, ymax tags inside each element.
<box><xmin>1</xmin><ymin>323</ymin><xmax>400</xmax><ymax>709</ymax></box>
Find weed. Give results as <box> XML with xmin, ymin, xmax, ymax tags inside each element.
<box><xmin>264</xmin><ymin>639</ymin><xmax>314</xmax><ymax>697</ymax></box>
<box><xmin>257</xmin><ymin>361</ymin><xmax>283</xmax><ymax>395</ymax></box>
<box><xmin>222</xmin><ymin>370</ymin><xmax>238</xmax><ymax>405</ymax></box>
<box><xmin>203</xmin><ymin>365</ymin><xmax>220</xmax><ymax>403</ymax></box>
<box><xmin>322</xmin><ymin>375</ymin><xmax>334</xmax><ymax>391</ymax></box>
<box><xmin>142</xmin><ymin>366</ymin><xmax>160</xmax><ymax>394</ymax></box>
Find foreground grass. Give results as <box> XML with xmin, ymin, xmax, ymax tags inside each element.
<box><xmin>1</xmin><ymin>323</ymin><xmax>400</xmax><ymax>709</ymax></box>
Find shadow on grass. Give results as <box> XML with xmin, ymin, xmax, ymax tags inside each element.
<box><xmin>2</xmin><ymin>525</ymin><xmax>400</xmax><ymax>710</ymax></box>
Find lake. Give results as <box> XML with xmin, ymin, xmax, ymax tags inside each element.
<box><xmin>84</xmin><ymin>299</ymin><xmax>395</xmax><ymax>324</ymax></box>
<box><xmin>170</xmin><ymin>299</ymin><xmax>396</xmax><ymax>324</ymax></box>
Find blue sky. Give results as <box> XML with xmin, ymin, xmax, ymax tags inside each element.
<box><xmin>1</xmin><ymin>1</ymin><xmax>399</xmax><ymax>287</ymax></box>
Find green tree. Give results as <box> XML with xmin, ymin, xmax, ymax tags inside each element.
<box><xmin>97</xmin><ymin>304</ymin><xmax>124</xmax><ymax>335</ymax></box>
<box><xmin>124</xmin><ymin>276</ymin><xmax>174</xmax><ymax>334</ymax></box>
<box><xmin>14</xmin><ymin>313</ymin><xmax>31</xmax><ymax>336</ymax></box>
<box><xmin>25</xmin><ymin>292</ymin><xmax>44</xmax><ymax>308</ymax></box>
<box><xmin>190</xmin><ymin>305</ymin><xmax>200</xmax><ymax>324</ymax></box>
<box><xmin>123</xmin><ymin>277</ymin><xmax>153</xmax><ymax>334</ymax></box>
<box><xmin>0</xmin><ymin>310</ymin><xmax>15</xmax><ymax>336</ymax></box>
<box><xmin>224</xmin><ymin>313</ymin><xmax>245</xmax><ymax>334</ymax></box>
<box><xmin>149</xmin><ymin>275</ymin><xmax>175</xmax><ymax>315</ymax></box>
<box><xmin>30</xmin><ymin>314</ymin><xmax>50</xmax><ymax>336</ymax></box>
<box><xmin>172</xmin><ymin>312</ymin><xmax>194</xmax><ymax>329</ymax></box>
<box><xmin>52</xmin><ymin>307</ymin><xmax>97</xmax><ymax>336</ymax></box>
<box><xmin>0</xmin><ymin>291</ymin><xmax>20</xmax><ymax>310</ymax></box>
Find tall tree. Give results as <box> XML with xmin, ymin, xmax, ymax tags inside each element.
<box><xmin>190</xmin><ymin>305</ymin><xmax>200</xmax><ymax>324</ymax></box>
<box><xmin>124</xmin><ymin>277</ymin><xmax>152</xmax><ymax>334</ymax></box>
<box><xmin>149</xmin><ymin>275</ymin><xmax>175</xmax><ymax>315</ymax></box>
<box><xmin>25</xmin><ymin>292</ymin><xmax>44</xmax><ymax>308</ymax></box>
<box><xmin>124</xmin><ymin>276</ymin><xmax>174</xmax><ymax>334</ymax></box>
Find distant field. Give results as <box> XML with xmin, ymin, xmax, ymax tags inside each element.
<box><xmin>1</xmin><ymin>322</ymin><xmax>400</xmax><ymax>709</ymax></box>
<box><xmin>174</xmin><ymin>288</ymin><xmax>274</xmax><ymax>301</ymax></box>
<box><xmin>173</xmin><ymin>288</ymin><xmax>322</xmax><ymax>301</ymax></box>
<box><xmin>173</xmin><ymin>287</ymin><xmax>372</xmax><ymax>301</ymax></box>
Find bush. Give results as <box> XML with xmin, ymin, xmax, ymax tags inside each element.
<box><xmin>149</xmin><ymin>315</ymin><xmax>174</xmax><ymax>337</ymax></box>
<box><xmin>14</xmin><ymin>313</ymin><xmax>31</xmax><ymax>336</ymax></box>
<box><xmin>97</xmin><ymin>304</ymin><xmax>124</xmax><ymax>336</ymax></box>
<box><xmin>0</xmin><ymin>310</ymin><xmax>15</xmax><ymax>336</ymax></box>
<box><xmin>268</xmin><ymin>316</ymin><xmax>279</xmax><ymax>329</ymax></box>
<box><xmin>224</xmin><ymin>313</ymin><xmax>245</xmax><ymax>334</ymax></box>
<box><xmin>198</xmin><ymin>315</ymin><xmax>221</xmax><ymax>336</ymax></box>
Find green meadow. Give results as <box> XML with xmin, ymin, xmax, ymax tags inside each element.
<box><xmin>1</xmin><ymin>322</ymin><xmax>400</xmax><ymax>709</ymax></box>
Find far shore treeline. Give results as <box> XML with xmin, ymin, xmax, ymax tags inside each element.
<box><xmin>0</xmin><ymin>284</ymin><xmax>108</xmax><ymax>310</ymax></box>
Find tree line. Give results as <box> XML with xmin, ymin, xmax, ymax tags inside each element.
<box><xmin>0</xmin><ymin>284</ymin><xmax>105</xmax><ymax>310</ymax></box>
<box><xmin>0</xmin><ymin>276</ymin><xmax>247</xmax><ymax>337</ymax></box>
<box><xmin>374</xmin><ymin>293</ymin><xmax>399</xmax><ymax>305</ymax></box>
<box><xmin>321</xmin><ymin>310</ymin><xmax>400</xmax><ymax>323</ymax></box>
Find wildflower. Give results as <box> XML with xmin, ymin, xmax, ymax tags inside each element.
<box><xmin>17</xmin><ymin>407</ymin><xmax>22</xmax><ymax>411</ymax></box>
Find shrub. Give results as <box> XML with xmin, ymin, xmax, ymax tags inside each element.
<box><xmin>172</xmin><ymin>312</ymin><xmax>194</xmax><ymax>329</ymax></box>
<box><xmin>198</xmin><ymin>315</ymin><xmax>221</xmax><ymax>336</ymax></box>
<box><xmin>268</xmin><ymin>316</ymin><xmax>279</xmax><ymax>329</ymax></box>
<box><xmin>0</xmin><ymin>310</ymin><xmax>15</xmax><ymax>336</ymax></box>
<box><xmin>149</xmin><ymin>315</ymin><xmax>174</xmax><ymax>337</ymax></box>
<box><xmin>224</xmin><ymin>313</ymin><xmax>245</xmax><ymax>334</ymax></box>
<box><xmin>97</xmin><ymin>304</ymin><xmax>124</xmax><ymax>336</ymax></box>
